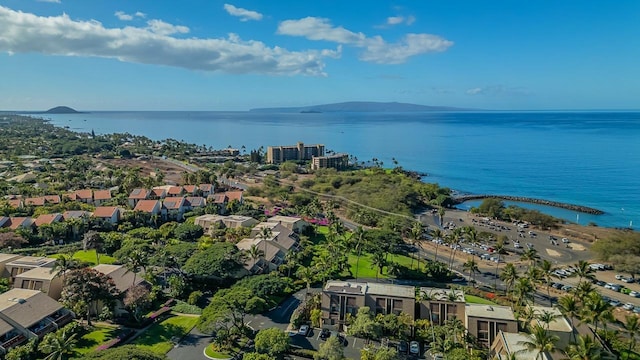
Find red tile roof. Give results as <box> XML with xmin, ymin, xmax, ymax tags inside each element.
<box><xmin>210</xmin><ymin>194</ymin><xmax>227</xmax><ymax>204</ymax></box>
<box><xmin>64</xmin><ymin>193</ymin><xmax>79</xmax><ymax>201</ymax></box>
<box><xmin>129</xmin><ymin>188</ymin><xmax>150</xmax><ymax>199</ymax></box>
<box><xmin>75</xmin><ymin>189</ymin><xmax>93</xmax><ymax>200</ymax></box>
<box><xmin>43</xmin><ymin>195</ymin><xmax>61</xmax><ymax>204</ymax></box>
<box><xmin>183</xmin><ymin>185</ymin><xmax>197</xmax><ymax>193</ymax></box>
<box><xmin>167</xmin><ymin>186</ymin><xmax>184</xmax><ymax>195</ymax></box>
<box><xmin>24</xmin><ymin>197</ymin><xmax>45</xmax><ymax>206</ymax></box>
<box><xmin>8</xmin><ymin>199</ymin><xmax>21</xmax><ymax>208</ymax></box>
<box><xmin>151</xmin><ymin>188</ymin><xmax>166</xmax><ymax>198</ymax></box>
<box><xmin>225</xmin><ymin>191</ymin><xmax>244</xmax><ymax>203</ymax></box>
<box><xmin>62</xmin><ymin>210</ymin><xmax>91</xmax><ymax>220</ymax></box>
<box><xmin>93</xmin><ymin>190</ymin><xmax>112</xmax><ymax>200</ymax></box>
<box><xmin>34</xmin><ymin>213</ymin><xmax>62</xmax><ymax>226</ymax></box>
<box><xmin>199</xmin><ymin>184</ymin><xmax>214</xmax><ymax>192</ymax></box>
<box><xmin>133</xmin><ymin>200</ymin><xmax>160</xmax><ymax>213</ymax></box>
<box><xmin>162</xmin><ymin>198</ymin><xmax>185</xmax><ymax>210</ymax></box>
<box><xmin>93</xmin><ymin>206</ymin><xmax>119</xmax><ymax>218</ymax></box>
<box><xmin>8</xmin><ymin>217</ymin><xmax>32</xmax><ymax>229</ymax></box>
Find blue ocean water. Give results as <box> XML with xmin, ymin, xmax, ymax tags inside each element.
<box><xmin>38</xmin><ymin>111</ymin><xmax>640</xmax><ymax>228</ymax></box>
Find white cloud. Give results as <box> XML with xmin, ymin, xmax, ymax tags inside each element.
<box><xmin>466</xmin><ymin>85</ymin><xmax>531</xmax><ymax>96</ymax></box>
<box><xmin>0</xmin><ymin>6</ymin><xmax>337</xmax><ymax>76</ymax></box>
<box><xmin>223</xmin><ymin>4</ymin><xmax>263</xmax><ymax>22</ymax></box>
<box><xmin>405</xmin><ymin>15</ymin><xmax>416</xmax><ymax>25</ymax></box>
<box><xmin>114</xmin><ymin>11</ymin><xmax>133</xmax><ymax>21</ymax></box>
<box><xmin>386</xmin><ymin>16</ymin><xmax>404</xmax><ymax>25</ymax></box>
<box><xmin>146</xmin><ymin>19</ymin><xmax>189</xmax><ymax>35</ymax></box>
<box><xmin>278</xmin><ymin>17</ymin><xmax>452</xmax><ymax>64</ymax></box>
<box><xmin>37</xmin><ymin>0</ymin><xmax>61</xmax><ymax>3</ymax></box>
<box><xmin>115</xmin><ymin>10</ymin><xmax>146</xmax><ymax>21</ymax></box>
<box><xmin>466</xmin><ymin>87</ymin><xmax>483</xmax><ymax>95</ymax></box>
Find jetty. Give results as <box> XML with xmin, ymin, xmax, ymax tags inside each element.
<box><xmin>452</xmin><ymin>194</ymin><xmax>605</xmax><ymax>215</ymax></box>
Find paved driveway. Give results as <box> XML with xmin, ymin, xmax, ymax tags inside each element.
<box><xmin>167</xmin><ymin>327</ymin><xmax>213</xmax><ymax>360</ymax></box>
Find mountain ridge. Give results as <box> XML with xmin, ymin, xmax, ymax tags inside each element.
<box><xmin>250</xmin><ymin>101</ymin><xmax>474</xmax><ymax>113</ymax></box>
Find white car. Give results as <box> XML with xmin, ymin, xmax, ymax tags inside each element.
<box><xmin>624</xmin><ymin>303</ymin><xmax>635</xmax><ymax>310</ymax></box>
<box><xmin>615</xmin><ymin>274</ymin><xmax>625</xmax><ymax>280</ymax></box>
<box><xmin>562</xmin><ymin>238</ymin><xmax>570</xmax><ymax>243</ymax></box>
<box><xmin>629</xmin><ymin>291</ymin><xmax>640</xmax><ymax>298</ymax></box>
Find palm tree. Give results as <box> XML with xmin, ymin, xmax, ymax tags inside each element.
<box><xmin>448</xmin><ymin>228</ymin><xmax>464</xmax><ymax>270</ymax></box>
<box><xmin>296</xmin><ymin>266</ymin><xmax>315</xmax><ymax>294</ymax></box>
<box><xmin>463</xmin><ymin>258</ymin><xmax>480</xmax><ymax>285</ymax></box>
<box><xmin>51</xmin><ymin>253</ymin><xmax>78</xmax><ymax>282</ymax></box>
<box><xmin>517</xmin><ymin>324</ymin><xmax>559</xmax><ymax>360</ymax></box>
<box><xmin>622</xmin><ymin>315</ymin><xmax>640</xmax><ymax>353</ymax></box>
<box><xmin>514</xmin><ymin>277</ymin><xmax>535</xmax><ymax>308</ymax></box>
<box><xmin>431</xmin><ymin>228</ymin><xmax>444</xmax><ymax>263</ymax></box>
<box><xmin>538</xmin><ymin>260</ymin><xmax>557</xmax><ymax>306</ymax></box>
<box><xmin>258</xmin><ymin>226</ymin><xmax>273</xmax><ymax>273</ymax></box>
<box><xmin>410</xmin><ymin>221</ymin><xmax>423</xmax><ymax>270</ymax></box>
<box><xmin>564</xmin><ymin>334</ymin><xmax>613</xmax><ymax>360</ymax></box>
<box><xmin>581</xmin><ymin>292</ymin><xmax>612</xmax><ymax>334</ymax></box>
<box><xmin>371</xmin><ymin>251</ymin><xmax>386</xmax><ymax>281</ymax></box>
<box><xmin>571</xmin><ymin>260</ymin><xmax>596</xmax><ymax>284</ymax></box>
<box><xmin>520</xmin><ymin>248</ymin><xmax>540</xmax><ymax>266</ymax></box>
<box><xmin>445</xmin><ymin>318</ymin><xmax>467</xmax><ymax>345</ymax></box>
<box><xmin>353</xmin><ymin>226</ymin><xmax>367</xmax><ymax>280</ymax></box>
<box><xmin>39</xmin><ymin>328</ymin><xmax>78</xmax><ymax>360</ymax></box>
<box><xmin>557</xmin><ymin>295</ymin><xmax>580</xmax><ymax>342</ymax></box>
<box><xmin>82</xmin><ymin>230</ymin><xmax>103</xmax><ymax>265</ymax></box>
<box><xmin>493</xmin><ymin>241</ymin><xmax>506</xmax><ymax>291</ymax></box>
<box><xmin>246</xmin><ymin>244</ymin><xmax>264</xmax><ymax>270</ymax></box>
<box><xmin>572</xmin><ymin>281</ymin><xmax>595</xmax><ymax>302</ymax></box>
<box><xmin>437</xmin><ymin>207</ymin><xmax>445</xmax><ymax>227</ymax></box>
<box><xmin>501</xmin><ymin>263</ymin><xmax>519</xmax><ymax>302</ymax></box>
<box><xmin>126</xmin><ymin>250</ymin><xmax>148</xmax><ymax>285</ymax></box>
<box><xmin>536</xmin><ymin>309</ymin><xmax>560</xmax><ymax>330</ymax></box>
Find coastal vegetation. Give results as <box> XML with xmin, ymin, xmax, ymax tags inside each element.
<box><xmin>471</xmin><ymin>198</ymin><xmax>559</xmax><ymax>229</ymax></box>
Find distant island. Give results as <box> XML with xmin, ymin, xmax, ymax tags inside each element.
<box><xmin>250</xmin><ymin>101</ymin><xmax>474</xmax><ymax>113</ymax></box>
<box><xmin>44</xmin><ymin>106</ymin><xmax>81</xmax><ymax>114</ymax></box>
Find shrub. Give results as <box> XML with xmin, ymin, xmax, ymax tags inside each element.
<box><xmin>172</xmin><ymin>300</ymin><xmax>203</xmax><ymax>315</ymax></box>
<box><xmin>188</xmin><ymin>290</ymin><xmax>203</xmax><ymax>305</ymax></box>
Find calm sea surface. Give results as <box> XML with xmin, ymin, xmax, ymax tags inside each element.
<box><xmin>38</xmin><ymin>111</ymin><xmax>640</xmax><ymax>228</ymax></box>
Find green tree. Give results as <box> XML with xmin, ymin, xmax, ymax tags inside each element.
<box><xmin>38</xmin><ymin>328</ymin><xmax>78</xmax><ymax>360</ymax></box>
<box><xmin>517</xmin><ymin>325</ymin><xmax>559</xmax><ymax>360</ymax></box>
<box><xmin>183</xmin><ymin>242</ymin><xmax>243</xmax><ymax>280</ymax></box>
<box><xmin>538</xmin><ymin>260</ymin><xmax>557</xmax><ymax>306</ymax></box>
<box><xmin>315</xmin><ymin>336</ymin><xmax>344</xmax><ymax>360</ymax></box>
<box><xmin>557</xmin><ymin>296</ymin><xmax>580</xmax><ymax>342</ymax></box>
<box><xmin>173</xmin><ymin>223</ymin><xmax>204</xmax><ymax>242</ymax></box>
<box><xmin>353</xmin><ymin>226</ymin><xmax>367</xmax><ymax>280</ymax></box>
<box><xmin>80</xmin><ymin>345</ymin><xmax>167</xmax><ymax>359</ymax></box>
<box><xmin>82</xmin><ymin>230</ymin><xmax>103</xmax><ymax>265</ymax></box>
<box><xmin>371</xmin><ymin>251</ymin><xmax>386</xmax><ymax>280</ymax></box>
<box><xmin>623</xmin><ymin>315</ymin><xmax>640</xmax><ymax>353</ymax></box>
<box><xmin>61</xmin><ymin>268</ymin><xmax>119</xmax><ymax>326</ymax></box>
<box><xmin>242</xmin><ymin>354</ymin><xmax>272</xmax><ymax>360</ymax></box>
<box><xmin>500</xmin><ymin>263</ymin><xmax>519</xmax><ymax>302</ymax></box>
<box><xmin>564</xmin><ymin>334</ymin><xmax>613</xmax><ymax>360</ymax></box>
<box><xmin>123</xmin><ymin>284</ymin><xmax>152</xmax><ymax>323</ymax></box>
<box><xmin>463</xmin><ymin>258</ymin><xmax>480</xmax><ymax>285</ymax></box>
<box><xmin>254</xmin><ymin>328</ymin><xmax>290</xmax><ymax>359</ymax></box>
<box><xmin>347</xmin><ymin>307</ymin><xmax>382</xmax><ymax>340</ymax></box>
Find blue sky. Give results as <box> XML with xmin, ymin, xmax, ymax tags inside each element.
<box><xmin>0</xmin><ymin>0</ymin><xmax>638</xmax><ymax>110</ymax></box>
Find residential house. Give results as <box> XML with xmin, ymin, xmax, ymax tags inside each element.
<box><xmin>14</xmin><ymin>267</ymin><xmax>63</xmax><ymax>300</ymax></box>
<box><xmin>167</xmin><ymin>186</ymin><xmax>184</xmax><ymax>197</ymax></box>
<box><xmin>93</xmin><ymin>264</ymin><xmax>148</xmax><ymax>316</ymax></box>
<box><xmin>5</xmin><ymin>256</ymin><xmax>56</xmax><ymax>284</ymax></box>
<box><xmin>23</xmin><ymin>197</ymin><xmax>45</xmax><ymax>207</ymax></box>
<box><xmin>7</xmin><ymin>218</ymin><xmax>34</xmax><ymax>231</ymax></box>
<box><xmin>93</xmin><ymin>190</ymin><xmax>112</xmax><ymax>206</ymax></box>
<box><xmin>73</xmin><ymin>189</ymin><xmax>94</xmax><ymax>204</ymax></box>
<box><xmin>417</xmin><ymin>287</ymin><xmax>466</xmax><ymax>326</ymax></box>
<box><xmin>225</xmin><ymin>191</ymin><xmax>244</xmax><ymax>204</ymax></box>
<box><xmin>7</xmin><ymin>200</ymin><xmax>21</xmax><ymax>209</ymax></box>
<box><xmin>236</xmin><ymin>223</ymin><xmax>300</xmax><ymax>274</ymax></box>
<box><xmin>321</xmin><ymin>281</ymin><xmax>416</xmax><ymax>329</ymax></box>
<box><xmin>0</xmin><ymin>288</ymin><xmax>74</xmax><ymax>352</ymax></box>
<box><xmin>530</xmin><ymin>306</ymin><xmax>574</xmax><ymax>349</ymax></box>
<box><xmin>42</xmin><ymin>195</ymin><xmax>61</xmax><ymax>205</ymax></box>
<box><xmin>0</xmin><ymin>254</ymin><xmax>23</xmax><ymax>278</ymax></box>
<box><xmin>62</xmin><ymin>210</ymin><xmax>92</xmax><ymax>221</ymax></box>
<box><xmin>183</xmin><ymin>185</ymin><xmax>198</xmax><ymax>196</ymax></box>
<box><xmin>490</xmin><ymin>331</ymin><xmax>550</xmax><ymax>360</ymax></box>
<box><xmin>185</xmin><ymin>197</ymin><xmax>206</xmax><ymax>210</ymax></box>
<box><xmin>149</xmin><ymin>188</ymin><xmax>167</xmax><ymax>200</ymax></box>
<box><xmin>133</xmin><ymin>200</ymin><xmax>161</xmax><ymax>216</ymax></box>
<box><xmin>194</xmin><ymin>214</ymin><xmax>259</xmax><ymax>234</ymax></box>
<box><xmin>0</xmin><ymin>218</ymin><xmax>8</xmax><ymax>228</ymax></box>
<box><xmin>92</xmin><ymin>206</ymin><xmax>121</xmax><ymax>225</ymax></box>
<box><xmin>198</xmin><ymin>184</ymin><xmax>214</xmax><ymax>197</ymax></box>
<box><xmin>266</xmin><ymin>215</ymin><xmax>310</xmax><ymax>234</ymax></box>
<box><xmin>128</xmin><ymin>188</ymin><xmax>150</xmax><ymax>207</ymax></box>
<box><xmin>162</xmin><ymin>197</ymin><xmax>186</xmax><ymax>220</ymax></box>
<box><xmin>33</xmin><ymin>213</ymin><xmax>63</xmax><ymax>227</ymax></box>
<box><xmin>465</xmin><ymin>304</ymin><xmax>518</xmax><ymax>348</ymax></box>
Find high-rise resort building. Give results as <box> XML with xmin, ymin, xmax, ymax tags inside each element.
<box><xmin>266</xmin><ymin>142</ymin><xmax>324</xmax><ymax>164</ymax></box>
<box><xmin>311</xmin><ymin>153</ymin><xmax>349</xmax><ymax>170</ymax></box>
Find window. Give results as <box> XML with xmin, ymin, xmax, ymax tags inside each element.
<box><xmin>375</xmin><ymin>298</ymin><xmax>386</xmax><ymax>315</ymax></box>
<box><xmin>330</xmin><ymin>295</ymin><xmax>340</xmax><ymax>314</ymax></box>
<box><xmin>346</xmin><ymin>297</ymin><xmax>358</xmax><ymax>316</ymax></box>
<box><xmin>392</xmin><ymin>299</ymin><xmax>403</xmax><ymax>315</ymax></box>
<box><xmin>430</xmin><ymin>303</ymin><xmax>441</xmax><ymax>324</ymax></box>
<box><xmin>477</xmin><ymin>321</ymin><xmax>489</xmax><ymax>342</ymax></box>
<box><xmin>33</xmin><ymin>281</ymin><xmax>43</xmax><ymax>291</ymax></box>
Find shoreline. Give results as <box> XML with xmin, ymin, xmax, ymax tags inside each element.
<box><xmin>451</xmin><ymin>194</ymin><xmax>604</xmax><ymax>215</ymax></box>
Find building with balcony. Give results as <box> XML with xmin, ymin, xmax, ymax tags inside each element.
<box><xmin>14</xmin><ymin>267</ymin><xmax>63</xmax><ymax>300</ymax></box>
<box><xmin>417</xmin><ymin>287</ymin><xmax>466</xmax><ymax>326</ymax></box>
<box><xmin>465</xmin><ymin>304</ymin><xmax>518</xmax><ymax>348</ymax></box>
<box><xmin>311</xmin><ymin>153</ymin><xmax>349</xmax><ymax>170</ymax></box>
<box><xmin>266</xmin><ymin>142</ymin><xmax>325</xmax><ymax>164</ymax></box>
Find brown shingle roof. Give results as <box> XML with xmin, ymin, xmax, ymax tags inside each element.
<box><xmin>8</xmin><ymin>217</ymin><xmax>32</xmax><ymax>230</ymax></box>
<box><xmin>75</xmin><ymin>189</ymin><xmax>93</xmax><ymax>200</ymax></box>
<box><xmin>225</xmin><ymin>191</ymin><xmax>243</xmax><ymax>202</ymax></box>
<box><xmin>93</xmin><ymin>190</ymin><xmax>111</xmax><ymax>200</ymax></box>
<box><xmin>162</xmin><ymin>198</ymin><xmax>185</xmax><ymax>210</ymax></box>
<box><xmin>150</xmin><ymin>188</ymin><xmax>166</xmax><ymax>198</ymax></box>
<box><xmin>62</xmin><ymin>210</ymin><xmax>91</xmax><ymax>220</ymax></box>
<box><xmin>133</xmin><ymin>200</ymin><xmax>160</xmax><ymax>213</ymax></box>
<box><xmin>8</xmin><ymin>199</ymin><xmax>21</xmax><ymax>208</ymax></box>
<box><xmin>128</xmin><ymin>188</ymin><xmax>150</xmax><ymax>200</ymax></box>
<box><xmin>93</xmin><ymin>264</ymin><xmax>146</xmax><ymax>293</ymax></box>
<box><xmin>0</xmin><ymin>288</ymin><xmax>63</xmax><ymax>328</ymax></box>
<box><xmin>185</xmin><ymin>197</ymin><xmax>206</xmax><ymax>207</ymax></box>
<box><xmin>199</xmin><ymin>184</ymin><xmax>214</xmax><ymax>192</ymax></box>
<box><xmin>93</xmin><ymin>206</ymin><xmax>119</xmax><ymax>218</ymax></box>
<box><xmin>183</xmin><ymin>185</ymin><xmax>197</xmax><ymax>193</ymax></box>
<box><xmin>43</xmin><ymin>195</ymin><xmax>61</xmax><ymax>204</ymax></box>
<box><xmin>24</xmin><ymin>197</ymin><xmax>45</xmax><ymax>206</ymax></box>
<box><xmin>34</xmin><ymin>213</ymin><xmax>62</xmax><ymax>226</ymax></box>
<box><xmin>210</xmin><ymin>194</ymin><xmax>227</xmax><ymax>204</ymax></box>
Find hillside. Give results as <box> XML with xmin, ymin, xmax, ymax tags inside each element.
<box><xmin>250</xmin><ymin>101</ymin><xmax>473</xmax><ymax>113</ymax></box>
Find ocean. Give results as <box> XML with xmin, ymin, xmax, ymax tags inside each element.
<box><xmin>37</xmin><ymin>111</ymin><xmax>640</xmax><ymax>229</ymax></box>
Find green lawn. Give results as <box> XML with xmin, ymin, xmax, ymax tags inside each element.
<box><xmin>347</xmin><ymin>252</ymin><xmax>420</xmax><ymax>279</ymax></box>
<box><xmin>73</xmin><ymin>325</ymin><xmax>118</xmax><ymax>355</ymax></box>
<box><xmin>621</xmin><ymin>350</ymin><xmax>640</xmax><ymax>360</ymax></box>
<box><xmin>133</xmin><ymin>315</ymin><xmax>198</xmax><ymax>354</ymax></box>
<box><xmin>464</xmin><ymin>295</ymin><xmax>497</xmax><ymax>305</ymax></box>
<box><xmin>50</xmin><ymin>250</ymin><xmax>116</xmax><ymax>266</ymax></box>
<box><xmin>204</xmin><ymin>345</ymin><xmax>232</xmax><ymax>359</ymax></box>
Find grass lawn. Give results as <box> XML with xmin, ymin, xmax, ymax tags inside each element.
<box><xmin>133</xmin><ymin>315</ymin><xmax>198</xmax><ymax>355</ymax></box>
<box><xmin>347</xmin><ymin>252</ymin><xmax>420</xmax><ymax>279</ymax></box>
<box><xmin>310</xmin><ymin>225</ymin><xmax>329</xmax><ymax>245</ymax></box>
<box><xmin>204</xmin><ymin>345</ymin><xmax>232</xmax><ymax>359</ymax></box>
<box><xmin>621</xmin><ymin>351</ymin><xmax>640</xmax><ymax>360</ymax></box>
<box><xmin>50</xmin><ymin>250</ymin><xmax>116</xmax><ymax>266</ymax></box>
<box><xmin>73</xmin><ymin>325</ymin><xmax>118</xmax><ymax>355</ymax></box>
<box><xmin>465</xmin><ymin>295</ymin><xmax>497</xmax><ymax>305</ymax></box>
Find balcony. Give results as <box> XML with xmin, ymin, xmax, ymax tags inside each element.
<box><xmin>2</xmin><ymin>334</ymin><xmax>27</xmax><ymax>349</ymax></box>
<box><xmin>52</xmin><ymin>312</ymin><xmax>74</xmax><ymax>327</ymax></box>
<box><xmin>31</xmin><ymin>322</ymin><xmax>56</xmax><ymax>338</ymax></box>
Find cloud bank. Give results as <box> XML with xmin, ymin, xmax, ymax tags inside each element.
<box><xmin>0</xmin><ymin>6</ymin><xmax>337</xmax><ymax>76</ymax></box>
<box><xmin>223</xmin><ymin>4</ymin><xmax>263</xmax><ymax>21</ymax></box>
<box><xmin>277</xmin><ymin>17</ymin><xmax>452</xmax><ymax>64</ymax></box>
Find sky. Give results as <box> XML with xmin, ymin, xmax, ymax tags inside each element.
<box><xmin>0</xmin><ymin>0</ymin><xmax>638</xmax><ymax>111</ymax></box>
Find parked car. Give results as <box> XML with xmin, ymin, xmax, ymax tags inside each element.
<box><xmin>622</xmin><ymin>277</ymin><xmax>635</xmax><ymax>283</ymax></box>
<box><xmin>526</xmin><ymin>243</ymin><xmax>534</xmax><ymax>249</ymax></box>
<box><xmin>610</xmin><ymin>299</ymin><xmax>621</xmax><ymax>307</ymax></box>
<box><xmin>552</xmin><ymin>283</ymin><xmax>564</xmax><ymax>290</ymax></box>
<box><xmin>629</xmin><ymin>291</ymin><xmax>640</xmax><ymax>298</ymax></box>
<box><xmin>595</xmin><ymin>280</ymin><xmax>606</xmax><ymax>287</ymax></box>
<box><xmin>562</xmin><ymin>237</ymin><xmax>570</xmax><ymax>243</ymax></box>
<box><xmin>409</xmin><ymin>341</ymin><xmax>421</xmax><ymax>355</ymax></box>
<box><xmin>623</xmin><ymin>303</ymin><xmax>635</xmax><ymax>310</ymax></box>
<box><xmin>330</xmin><ymin>331</ymin><xmax>347</xmax><ymax>346</ymax></box>
<box><xmin>298</xmin><ymin>325</ymin><xmax>310</xmax><ymax>337</ymax></box>
<box><xmin>561</xmin><ymin>285</ymin><xmax>573</xmax><ymax>291</ymax></box>
<box><xmin>319</xmin><ymin>328</ymin><xmax>330</xmax><ymax>340</ymax></box>
<box><xmin>615</xmin><ymin>274</ymin><xmax>625</xmax><ymax>280</ymax></box>
<box><xmin>397</xmin><ymin>340</ymin><xmax>408</xmax><ymax>354</ymax></box>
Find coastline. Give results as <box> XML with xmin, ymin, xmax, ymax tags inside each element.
<box><xmin>451</xmin><ymin>194</ymin><xmax>604</xmax><ymax>215</ymax></box>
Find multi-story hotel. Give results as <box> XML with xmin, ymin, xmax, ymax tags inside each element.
<box><xmin>311</xmin><ymin>153</ymin><xmax>349</xmax><ymax>170</ymax></box>
<box><xmin>266</xmin><ymin>142</ymin><xmax>325</xmax><ymax>164</ymax></box>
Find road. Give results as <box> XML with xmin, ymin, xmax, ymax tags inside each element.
<box><xmin>166</xmin><ymin>327</ymin><xmax>213</xmax><ymax>360</ymax></box>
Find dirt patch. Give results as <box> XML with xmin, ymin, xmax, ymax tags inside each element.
<box><xmin>545</xmin><ymin>249</ymin><xmax>562</xmax><ymax>257</ymax></box>
<box><xmin>569</xmin><ymin>243</ymin><xmax>586</xmax><ymax>251</ymax></box>
<box><xmin>97</xmin><ymin>158</ymin><xmax>187</xmax><ymax>185</ymax></box>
